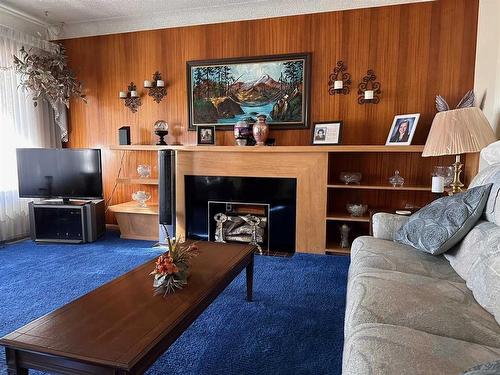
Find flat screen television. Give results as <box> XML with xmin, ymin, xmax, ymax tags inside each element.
<box><xmin>16</xmin><ymin>148</ymin><xmax>103</xmax><ymax>200</ymax></box>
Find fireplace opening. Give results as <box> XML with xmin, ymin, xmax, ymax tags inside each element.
<box><xmin>185</xmin><ymin>176</ymin><xmax>296</xmax><ymax>253</ymax></box>
<box><xmin>208</xmin><ymin>201</ymin><xmax>270</xmax><ymax>254</ymax></box>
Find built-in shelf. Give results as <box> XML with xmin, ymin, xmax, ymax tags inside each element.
<box><xmin>116</xmin><ymin>178</ymin><xmax>159</xmax><ymax>185</ymax></box>
<box><xmin>327</xmin><ymin>184</ymin><xmax>431</xmax><ymax>191</ymax></box>
<box><xmin>108</xmin><ymin>201</ymin><xmax>159</xmax><ymax>215</ymax></box>
<box><xmin>326</xmin><ymin>212</ymin><xmax>370</xmax><ymax>222</ymax></box>
<box><xmin>325</xmin><ymin>244</ymin><xmax>351</xmax><ymax>256</ymax></box>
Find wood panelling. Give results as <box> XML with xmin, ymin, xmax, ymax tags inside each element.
<box><xmin>62</xmin><ymin>0</ymin><xmax>479</xmax><ymax>223</ymax></box>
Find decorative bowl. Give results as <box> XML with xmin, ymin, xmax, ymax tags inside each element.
<box><xmin>340</xmin><ymin>172</ymin><xmax>362</xmax><ymax>185</ymax></box>
<box><xmin>346</xmin><ymin>203</ymin><xmax>368</xmax><ymax>217</ymax></box>
<box><xmin>132</xmin><ymin>191</ymin><xmax>151</xmax><ymax>207</ymax></box>
<box><xmin>137</xmin><ymin>164</ymin><xmax>151</xmax><ymax>178</ymax></box>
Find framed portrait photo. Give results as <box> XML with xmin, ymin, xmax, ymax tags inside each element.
<box><xmin>196</xmin><ymin>125</ymin><xmax>216</xmax><ymax>145</ymax></box>
<box><xmin>312</xmin><ymin>121</ymin><xmax>343</xmax><ymax>145</ymax></box>
<box><xmin>385</xmin><ymin>114</ymin><xmax>420</xmax><ymax>146</ymax></box>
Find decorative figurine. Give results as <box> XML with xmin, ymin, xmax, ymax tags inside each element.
<box><xmin>340</xmin><ymin>223</ymin><xmax>351</xmax><ymax>248</ymax></box>
<box><xmin>252</xmin><ymin>114</ymin><xmax>269</xmax><ymax>146</ymax></box>
<box><xmin>214</xmin><ymin>213</ymin><xmax>228</xmax><ymax>243</ymax></box>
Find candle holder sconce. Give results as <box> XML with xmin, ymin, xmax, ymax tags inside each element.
<box><xmin>144</xmin><ymin>71</ymin><xmax>167</xmax><ymax>103</ymax></box>
<box><xmin>119</xmin><ymin>82</ymin><xmax>142</xmax><ymax>113</ymax></box>
<box><xmin>328</xmin><ymin>60</ymin><xmax>351</xmax><ymax>95</ymax></box>
<box><xmin>357</xmin><ymin>70</ymin><xmax>381</xmax><ymax>104</ymax></box>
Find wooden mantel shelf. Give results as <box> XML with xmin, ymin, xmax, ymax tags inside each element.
<box><xmin>110</xmin><ymin>145</ymin><xmax>426</xmax><ymax>153</ymax></box>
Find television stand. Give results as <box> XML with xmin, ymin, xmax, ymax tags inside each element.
<box><xmin>29</xmin><ymin>200</ymin><xmax>105</xmax><ymax>243</ymax></box>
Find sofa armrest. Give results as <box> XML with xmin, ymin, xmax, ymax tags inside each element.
<box><xmin>372</xmin><ymin>212</ymin><xmax>410</xmax><ymax>240</ymax></box>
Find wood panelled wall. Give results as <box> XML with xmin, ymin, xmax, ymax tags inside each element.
<box><xmin>62</xmin><ymin>0</ymin><xmax>479</xmax><ymax>220</ymax></box>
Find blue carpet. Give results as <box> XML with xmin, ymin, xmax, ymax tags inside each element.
<box><xmin>0</xmin><ymin>232</ymin><xmax>349</xmax><ymax>375</ymax></box>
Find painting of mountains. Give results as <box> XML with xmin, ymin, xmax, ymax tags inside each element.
<box><xmin>187</xmin><ymin>54</ymin><xmax>310</xmax><ymax>129</ymax></box>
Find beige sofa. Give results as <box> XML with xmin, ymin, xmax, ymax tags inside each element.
<box><xmin>342</xmin><ymin>166</ymin><xmax>500</xmax><ymax>374</ymax></box>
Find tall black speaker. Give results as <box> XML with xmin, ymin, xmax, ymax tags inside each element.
<box><xmin>158</xmin><ymin>150</ymin><xmax>176</xmax><ymax>232</ymax></box>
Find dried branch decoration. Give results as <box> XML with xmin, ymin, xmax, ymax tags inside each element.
<box><xmin>13</xmin><ymin>45</ymin><xmax>86</xmax><ymax>108</ymax></box>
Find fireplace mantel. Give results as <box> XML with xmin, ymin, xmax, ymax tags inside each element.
<box><xmin>175</xmin><ymin>148</ymin><xmax>328</xmax><ymax>254</ymax></box>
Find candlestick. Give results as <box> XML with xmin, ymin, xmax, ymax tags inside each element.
<box><xmin>144</xmin><ymin>80</ymin><xmax>152</xmax><ymax>88</ymax></box>
<box><xmin>334</xmin><ymin>80</ymin><xmax>343</xmax><ymax>90</ymax></box>
<box><xmin>130</xmin><ymin>90</ymin><xmax>138</xmax><ymax>97</ymax></box>
<box><xmin>119</xmin><ymin>91</ymin><xmax>127</xmax><ymax>98</ymax></box>
<box><xmin>364</xmin><ymin>90</ymin><xmax>374</xmax><ymax>100</ymax></box>
<box><xmin>156</xmin><ymin>80</ymin><xmax>165</xmax><ymax>87</ymax></box>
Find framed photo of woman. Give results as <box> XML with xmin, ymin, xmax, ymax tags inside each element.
<box><xmin>385</xmin><ymin>114</ymin><xmax>419</xmax><ymax>146</ymax></box>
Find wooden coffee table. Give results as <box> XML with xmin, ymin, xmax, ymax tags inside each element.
<box><xmin>1</xmin><ymin>242</ymin><xmax>255</xmax><ymax>374</ymax></box>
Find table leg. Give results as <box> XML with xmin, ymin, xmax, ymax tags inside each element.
<box><xmin>246</xmin><ymin>253</ymin><xmax>254</xmax><ymax>302</ymax></box>
<box><xmin>5</xmin><ymin>348</ymin><xmax>28</xmax><ymax>375</ymax></box>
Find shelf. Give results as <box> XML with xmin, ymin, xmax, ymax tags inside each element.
<box><xmin>327</xmin><ymin>184</ymin><xmax>431</xmax><ymax>191</ymax></box>
<box><xmin>116</xmin><ymin>178</ymin><xmax>159</xmax><ymax>185</ymax></box>
<box><xmin>325</xmin><ymin>244</ymin><xmax>351</xmax><ymax>256</ymax></box>
<box><xmin>108</xmin><ymin>201</ymin><xmax>159</xmax><ymax>215</ymax></box>
<box><xmin>109</xmin><ymin>145</ymin><xmax>426</xmax><ymax>153</ymax></box>
<box><xmin>326</xmin><ymin>213</ymin><xmax>370</xmax><ymax>222</ymax></box>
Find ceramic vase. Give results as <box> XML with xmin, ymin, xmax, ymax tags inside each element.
<box><xmin>252</xmin><ymin>115</ymin><xmax>269</xmax><ymax>146</ymax></box>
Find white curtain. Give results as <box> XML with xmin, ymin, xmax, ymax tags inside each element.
<box><xmin>0</xmin><ymin>25</ymin><xmax>61</xmax><ymax>242</ymax></box>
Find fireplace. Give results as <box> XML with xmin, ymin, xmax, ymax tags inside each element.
<box><xmin>185</xmin><ymin>176</ymin><xmax>297</xmax><ymax>253</ymax></box>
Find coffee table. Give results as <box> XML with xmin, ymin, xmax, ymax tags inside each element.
<box><xmin>1</xmin><ymin>241</ymin><xmax>255</xmax><ymax>374</ymax></box>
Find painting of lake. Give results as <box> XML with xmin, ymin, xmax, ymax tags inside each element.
<box><xmin>187</xmin><ymin>54</ymin><xmax>310</xmax><ymax>129</ymax></box>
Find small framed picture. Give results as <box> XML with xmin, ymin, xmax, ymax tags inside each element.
<box><xmin>196</xmin><ymin>125</ymin><xmax>216</xmax><ymax>145</ymax></box>
<box><xmin>312</xmin><ymin>121</ymin><xmax>343</xmax><ymax>145</ymax></box>
<box><xmin>385</xmin><ymin>114</ymin><xmax>420</xmax><ymax>146</ymax></box>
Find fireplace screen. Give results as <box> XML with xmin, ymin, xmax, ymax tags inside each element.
<box><xmin>209</xmin><ymin>201</ymin><xmax>269</xmax><ymax>253</ymax></box>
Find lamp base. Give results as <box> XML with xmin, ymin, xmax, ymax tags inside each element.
<box><xmin>448</xmin><ymin>155</ymin><xmax>464</xmax><ymax>195</ymax></box>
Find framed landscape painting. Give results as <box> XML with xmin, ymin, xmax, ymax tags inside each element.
<box><xmin>187</xmin><ymin>53</ymin><xmax>311</xmax><ymax>130</ymax></box>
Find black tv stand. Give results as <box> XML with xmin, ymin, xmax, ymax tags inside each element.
<box><xmin>29</xmin><ymin>200</ymin><xmax>105</xmax><ymax>243</ymax></box>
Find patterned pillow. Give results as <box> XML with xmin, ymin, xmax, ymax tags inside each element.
<box><xmin>462</xmin><ymin>360</ymin><xmax>500</xmax><ymax>375</ymax></box>
<box><xmin>394</xmin><ymin>184</ymin><xmax>492</xmax><ymax>255</ymax></box>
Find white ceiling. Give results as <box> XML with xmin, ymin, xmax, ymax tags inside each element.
<box><xmin>0</xmin><ymin>0</ymin><xmax>433</xmax><ymax>40</ymax></box>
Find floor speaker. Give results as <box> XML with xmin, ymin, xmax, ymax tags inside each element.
<box><xmin>158</xmin><ymin>150</ymin><xmax>176</xmax><ymax>242</ymax></box>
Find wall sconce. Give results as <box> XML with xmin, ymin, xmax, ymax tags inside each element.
<box><xmin>358</xmin><ymin>70</ymin><xmax>381</xmax><ymax>104</ymax></box>
<box><xmin>144</xmin><ymin>71</ymin><xmax>167</xmax><ymax>103</ymax></box>
<box><xmin>119</xmin><ymin>82</ymin><xmax>142</xmax><ymax>113</ymax></box>
<box><xmin>328</xmin><ymin>60</ymin><xmax>351</xmax><ymax>95</ymax></box>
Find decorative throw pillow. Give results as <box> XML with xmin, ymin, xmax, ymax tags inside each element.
<box><xmin>462</xmin><ymin>360</ymin><xmax>500</xmax><ymax>375</ymax></box>
<box><xmin>394</xmin><ymin>184</ymin><xmax>492</xmax><ymax>255</ymax></box>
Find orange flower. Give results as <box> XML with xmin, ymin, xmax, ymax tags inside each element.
<box><xmin>155</xmin><ymin>254</ymin><xmax>179</xmax><ymax>275</ymax></box>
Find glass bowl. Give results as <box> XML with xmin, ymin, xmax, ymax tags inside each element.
<box><xmin>346</xmin><ymin>203</ymin><xmax>368</xmax><ymax>217</ymax></box>
<box><xmin>132</xmin><ymin>191</ymin><xmax>151</xmax><ymax>207</ymax></box>
<box><xmin>340</xmin><ymin>172</ymin><xmax>362</xmax><ymax>185</ymax></box>
<box><xmin>137</xmin><ymin>164</ymin><xmax>151</xmax><ymax>178</ymax></box>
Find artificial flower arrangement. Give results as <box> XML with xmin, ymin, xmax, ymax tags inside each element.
<box><xmin>150</xmin><ymin>231</ymin><xmax>199</xmax><ymax>296</ymax></box>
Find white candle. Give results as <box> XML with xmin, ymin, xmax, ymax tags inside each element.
<box><xmin>130</xmin><ymin>90</ymin><xmax>138</xmax><ymax>97</ymax></box>
<box><xmin>144</xmin><ymin>80</ymin><xmax>152</xmax><ymax>88</ymax></box>
<box><xmin>156</xmin><ymin>80</ymin><xmax>165</xmax><ymax>87</ymax></box>
<box><xmin>364</xmin><ymin>90</ymin><xmax>374</xmax><ymax>100</ymax></box>
<box><xmin>119</xmin><ymin>91</ymin><xmax>127</xmax><ymax>98</ymax></box>
<box><xmin>431</xmin><ymin>176</ymin><xmax>445</xmax><ymax>193</ymax></box>
<box><xmin>334</xmin><ymin>80</ymin><xmax>343</xmax><ymax>90</ymax></box>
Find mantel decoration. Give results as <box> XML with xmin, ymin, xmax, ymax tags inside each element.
<box><xmin>13</xmin><ymin>45</ymin><xmax>86</xmax><ymax>141</ymax></box>
<box><xmin>357</xmin><ymin>69</ymin><xmax>381</xmax><ymax>104</ymax></box>
<box><xmin>119</xmin><ymin>82</ymin><xmax>142</xmax><ymax>113</ymax></box>
<box><xmin>153</xmin><ymin>120</ymin><xmax>169</xmax><ymax>145</ymax></box>
<box><xmin>328</xmin><ymin>60</ymin><xmax>351</xmax><ymax>95</ymax></box>
<box><xmin>144</xmin><ymin>71</ymin><xmax>167</xmax><ymax>103</ymax></box>
<box><xmin>150</xmin><ymin>231</ymin><xmax>199</xmax><ymax>296</ymax></box>
<box><xmin>187</xmin><ymin>53</ymin><xmax>311</xmax><ymax>130</ymax></box>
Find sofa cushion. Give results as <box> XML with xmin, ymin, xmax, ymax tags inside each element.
<box><xmin>394</xmin><ymin>184</ymin><xmax>492</xmax><ymax>255</ymax></box>
<box><xmin>342</xmin><ymin>323</ymin><xmax>500</xmax><ymax>375</ymax></box>
<box><xmin>469</xmin><ymin>164</ymin><xmax>500</xmax><ymax>225</ymax></box>
<box><xmin>351</xmin><ymin>236</ymin><xmax>463</xmax><ymax>282</ymax></box>
<box><xmin>467</xmin><ymin>236</ymin><xmax>500</xmax><ymax>325</ymax></box>
<box><xmin>444</xmin><ymin>220</ymin><xmax>498</xmax><ymax>281</ymax></box>
<box><xmin>344</xmin><ymin>269</ymin><xmax>500</xmax><ymax>348</ymax></box>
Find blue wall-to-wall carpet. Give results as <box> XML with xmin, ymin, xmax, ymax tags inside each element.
<box><xmin>0</xmin><ymin>232</ymin><xmax>349</xmax><ymax>375</ymax></box>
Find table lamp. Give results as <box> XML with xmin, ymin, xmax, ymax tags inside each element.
<box><xmin>422</xmin><ymin>107</ymin><xmax>496</xmax><ymax>194</ymax></box>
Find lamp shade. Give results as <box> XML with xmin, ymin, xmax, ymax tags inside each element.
<box><xmin>422</xmin><ymin>107</ymin><xmax>496</xmax><ymax>157</ymax></box>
